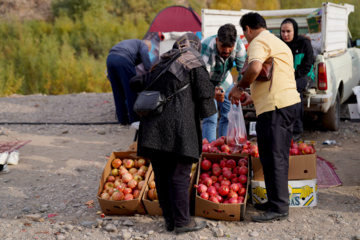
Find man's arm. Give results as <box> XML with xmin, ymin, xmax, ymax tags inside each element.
<box><xmin>228</xmin><ymin>60</ymin><xmax>262</xmax><ymax>105</ymax></box>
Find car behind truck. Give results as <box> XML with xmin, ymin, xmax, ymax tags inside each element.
<box><xmin>202</xmin><ymin>2</ymin><xmax>360</xmax><ymax>131</ymax></box>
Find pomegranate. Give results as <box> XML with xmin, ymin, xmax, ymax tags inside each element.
<box><xmin>133</xmin><ymin>189</ymin><xmax>140</xmax><ymax>198</ymax></box>
<box><xmin>201</xmin><ymin>159</ymin><xmax>212</xmax><ymax>171</ymax></box>
<box><xmin>202</xmin><ymin>138</ymin><xmax>209</xmax><ymax>145</ymax></box>
<box><xmin>238</xmin><ymin>196</ymin><xmax>245</xmax><ymax>203</ymax></box>
<box><xmin>207</xmin><ymin>186</ymin><xmax>217</xmax><ymax>197</ymax></box>
<box><xmin>137</xmin><ymin>158</ymin><xmax>146</xmax><ymax>168</ymax></box>
<box><xmin>200</xmin><ymin>192</ymin><xmax>209</xmax><ymax>200</ymax></box>
<box><xmin>210</xmin><ymin>175</ymin><xmax>218</xmax><ymax>183</ymax></box>
<box><xmin>215</xmin><ymin>137</ymin><xmax>225</xmax><ymax>147</ymax></box>
<box><xmin>200</xmin><ymin>173</ymin><xmax>211</xmax><ymax>181</ymax></box>
<box><xmin>104</xmin><ymin>182</ymin><xmax>114</xmax><ymax>190</ymax></box>
<box><xmin>128</xmin><ymin>168</ymin><xmax>138</xmax><ymax>175</ymax></box>
<box><xmin>100</xmin><ymin>192</ymin><xmax>110</xmax><ymax>200</ymax></box>
<box><xmin>209</xmin><ymin>196</ymin><xmax>219</xmax><ymax>203</ymax></box>
<box><xmin>196</xmin><ymin>184</ymin><xmax>208</xmax><ymax>194</ymax></box>
<box><xmin>203</xmin><ymin>177</ymin><xmax>213</xmax><ymax>187</ymax></box>
<box><xmin>112</xmin><ymin>158</ymin><xmax>122</xmax><ymax>169</ymax></box>
<box><xmin>228</xmin><ymin>197</ymin><xmax>238</xmax><ymax>204</ymax></box>
<box><xmin>122</xmin><ymin>173</ymin><xmax>133</xmax><ymax>183</ymax></box>
<box><xmin>127</xmin><ymin>179</ymin><xmax>138</xmax><ymax>189</ymax></box>
<box><xmin>226</xmin><ymin>159</ymin><xmax>236</xmax><ymax>169</ymax></box>
<box><xmin>111</xmin><ymin>191</ymin><xmax>124</xmax><ymax>201</ymax></box>
<box><xmin>123</xmin><ymin>188</ymin><xmax>132</xmax><ymax>195</ymax></box>
<box><xmin>107</xmin><ymin>175</ymin><xmax>115</xmax><ymax>183</ymax></box>
<box><xmin>124</xmin><ymin>193</ymin><xmax>134</xmax><ymax>200</ymax></box>
<box><xmin>116</xmin><ymin>183</ymin><xmax>126</xmax><ymax>192</ymax></box>
<box><xmin>230</xmin><ymin>183</ymin><xmax>240</xmax><ymax>192</ymax></box>
<box><xmin>148</xmin><ymin>188</ymin><xmax>158</xmax><ymax>200</ymax></box>
<box><xmin>212</xmin><ymin>167</ymin><xmax>222</xmax><ymax>176</ymax></box>
<box><xmin>213</xmin><ymin>182</ymin><xmax>221</xmax><ymax>192</ymax></box>
<box><xmin>218</xmin><ymin>186</ymin><xmax>230</xmax><ymax>196</ymax></box>
<box><xmin>220</xmin><ymin>159</ymin><xmax>227</xmax><ymax>168</ymax></box>
<box><xmin>111</xmin><ymin>168</ymin><xmax>119</xmax><ymax>176</ymax></box>
<box><xmin>124</xmin><ymin>159</ymin><xmax>135</xmax><ymax>169</ymax></box>
<box><xmin>239</xmin><ymin>166</ymin><xmax>248</xmax><ymax>175</ymax></box>
<box><xmin>238</xmin><ymin>175</ymin><xmax>247</xmax><ymax>184</ymax></box>
<box><xmin>215</xmin><ymin>195</ymin><xmax>223</xmax><ymax>203</ymax></box>
<box><xmin>228</xmin><ymin>191</ymin><xmax>238</xmax><ymax>199</ymax></box>
<box><xmin>133</xmin><ymin>174</ymin><xmax>143</xmax><ymax>183</ymax></box>
<box><xmin>137</xmin><ymin>180</ymin><xmax>145</xmax><ymax>190</ymax></box>
<box><xmin>238</xmin><ymin>187</ymin><xmax>246</xmax><ymax>196</ymax></box>
<box><xmin>221</xmin><ymin>179</ymin><xmax>231</xmax><ymax>187</ymax></box>
<box><xmin>223</xmin><ymin>170</ymin><xmax>232</xmax><ymax>180</ymax></box>
<box><xmin>148</xmin><ymin>180</ymin><xmax>156</xmax><ymax>189</ymax></box>
<box><xmin>220</xmin><ymin>144</ymin><xmax>230</xmax><ymax>153</ymax></box>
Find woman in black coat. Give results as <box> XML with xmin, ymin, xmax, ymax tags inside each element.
<box><xmin>280</xmin><ymin>18</ymin><xmax>314</xmax><ymax>141</ymax></box>
<box><xmin>130</xmin><ymin>33</ymin><xmax>216</xmax><ymax>233</ymax></box>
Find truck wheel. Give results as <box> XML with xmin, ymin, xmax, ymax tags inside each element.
<box><xmin>321</xmin><ymin>93</ymin><xmax>340</xmax><ymax>131</ymax></box>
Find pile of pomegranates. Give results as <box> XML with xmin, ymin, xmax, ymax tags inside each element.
<box><xmin>100</xmin><ymin>157</ymin><xmax>149</xmax><ymax>201</ymax></box>
<box><xmin>195</xmin><ymin>157</ymin><xmax>249</xmax><ymax>204</ymax></box>
<box><xmin>290</xmin><ymin>140</ymin><xmax>316</xmax><ymax>155</ymax></box>
<box><xmin>202</xmin><ymin>137</ymin><xmax>259</xmax><ymax>157</ymax></box>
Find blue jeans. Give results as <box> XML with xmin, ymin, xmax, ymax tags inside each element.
<box><xmin>106</xmin><ymin>54</ymin><xmax>139</xmax><ymax>124</ymax></box>
<box><xmin>202</xmin><ymin>83</ymin><xmax>233</xmax><ymax>143</ymax></box>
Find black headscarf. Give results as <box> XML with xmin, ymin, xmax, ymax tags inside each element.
<box><xmin>280</xmin><ymin>18</ymin><xmax>303</xmax><ymax>48</ymax></box>
<box><xmin>155</xmin><ymin>32</ymin><xmax>205</xmax><ymax>81</ymax></box>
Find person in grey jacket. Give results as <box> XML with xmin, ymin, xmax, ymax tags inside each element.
<box><xmin>130</xmin><ymin>33</ymin><xmax>216</xmax><ymax>233</ymax></box>
<box><xmin>106</xmin><ymin>39</ymin><xmax>152</xmax><ymax>124</ymax></box>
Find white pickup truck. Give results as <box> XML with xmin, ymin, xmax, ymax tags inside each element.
<box><xmin>202</xmin><ymin>2</ymin><xmax>360</xmax><ymax>131</ymax></box>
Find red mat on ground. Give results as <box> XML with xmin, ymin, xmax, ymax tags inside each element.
<box><xmin>317</xmin><ymin>156</ymin><xmax>342</xmax><ymax>188</ymax></box>
<box><xmin>0</xmin><ymin>140</ymin><xmax>31</xmax><ymax>153</ymax></box>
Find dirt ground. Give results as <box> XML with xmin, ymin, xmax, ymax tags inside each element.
<box><xmin>0</xmin><ymin>92</ymin><xmax>359</xmax><ymax>240</ymax></box>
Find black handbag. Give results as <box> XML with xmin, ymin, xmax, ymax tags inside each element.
<box><xmin>133</xmin><ymin>91</ymin><xmax>166</xmax><ymax>117</ymax></box>
<box><xmin>133</xmin><ymin>56</ymin><xmax>189</xmax><ymax>117</ymax></box>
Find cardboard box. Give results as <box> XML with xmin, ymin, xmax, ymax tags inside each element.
<box><xmin>252</xmin><ymin>154</ymin><xmax>317</xmax><ymax>181</ymax></box>
<box><xmin>142</xmin><ymin>163</ymin><xmax>198</xmax><ymax>216</ymax></box>
<box><xmin>142</xmin><ymin>171</ymin><xmax>162</xmax><ymax>216</ymax></box>
<box><xmin>97</xmin><ymin>151</ymin><xmax>152</xmax><ymax>215</ymax></box>
<box><xmin>251</xmin><ymin>179</ymin><xmax>317</xmax><ymax>207</ymax></box>
<box><xmin>195</xmin><ymin>153</ymin><xmax>249</xmax><ymax>221</ymax></box>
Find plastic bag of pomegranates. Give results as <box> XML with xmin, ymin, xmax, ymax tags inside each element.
<box><xmin>226</xmin><ymin>104</ymin><xmax>247</xmax><ymax>153</ymax></box>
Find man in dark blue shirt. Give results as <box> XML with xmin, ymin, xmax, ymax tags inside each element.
<box><xmin>107</xmin><ymin>39</ymin><xmax>152</xmax><ymax>124</ymax></box>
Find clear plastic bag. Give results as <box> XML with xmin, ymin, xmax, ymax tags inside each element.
<box><xmin>226</xmin><ymin>104</ymin><xmax>248</xmax><ymax>152</ymax></box>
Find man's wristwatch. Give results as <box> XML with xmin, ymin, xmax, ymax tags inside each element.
<box><xmin>236</xmin><ymin>85</ymin><xmax>244</xmax><ymax>92</ymax></box>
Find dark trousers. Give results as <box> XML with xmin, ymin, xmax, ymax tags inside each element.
<box><xmin>149</xmin><ymin>151</ymin><xmax>193</xmax><ymax>227</ymax></box>
<box><xmin>106</xmin><ymin>54</ymin><xmax>139</xmax><ymax>124</ymax></box>
<box><xmin>293</xmin><ymin>77</ymin><xmax>308</xmax><ymax>134</ymax></box>
<box><xmin>256</xmin><ymin>103</ymin><xmax>300</xmax><ymax>214</ymax></box>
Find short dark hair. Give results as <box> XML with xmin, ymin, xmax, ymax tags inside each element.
<box><xmin>240</xmin><ymin>12</ymin><xmax>267</xmax><ymax>31</ymax></box>
<box><xmin>217</xmin><ymin>23</ymin><xmax>237</xmax><ymax>46</ymax></box>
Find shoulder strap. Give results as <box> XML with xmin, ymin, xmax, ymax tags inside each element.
<box><xmin>143</xmin><ymin>52</ymin><xmax>182</xmax><ymax>91</ymax></box>
<box><xmin>166</xmin><ymin>83</ymin><xmax>190</xmax><ymax>101</ymax></box>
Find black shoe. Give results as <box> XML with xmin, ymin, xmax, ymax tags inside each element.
<box><xmin>164</xmin><ymin>218</ymin><xmax>175</xmax><ymax>232</ymax></box>
<box><xmin>175</xmin><ymin>219</ymin><xmax>206</xmax><ymax>234</ymax></box>
<box><xmin>254</xmin><ymin>201</ymin><xmax>270</xmax><ymax>211</ymax></box>
<box><xmin>251</xmin><ymin>211</ymin><xmax>289</xmax><ymax>223</ymax></box>
<box><xmin>165</xmin><ymin>222</ymin><xmax>174</xmax><ymax>232</ymax></box>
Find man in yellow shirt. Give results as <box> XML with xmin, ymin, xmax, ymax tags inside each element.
<box><xmin>229</xmin><ymin>12</ymin><xmax>301</xmax><ymax>222</ymax></box>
